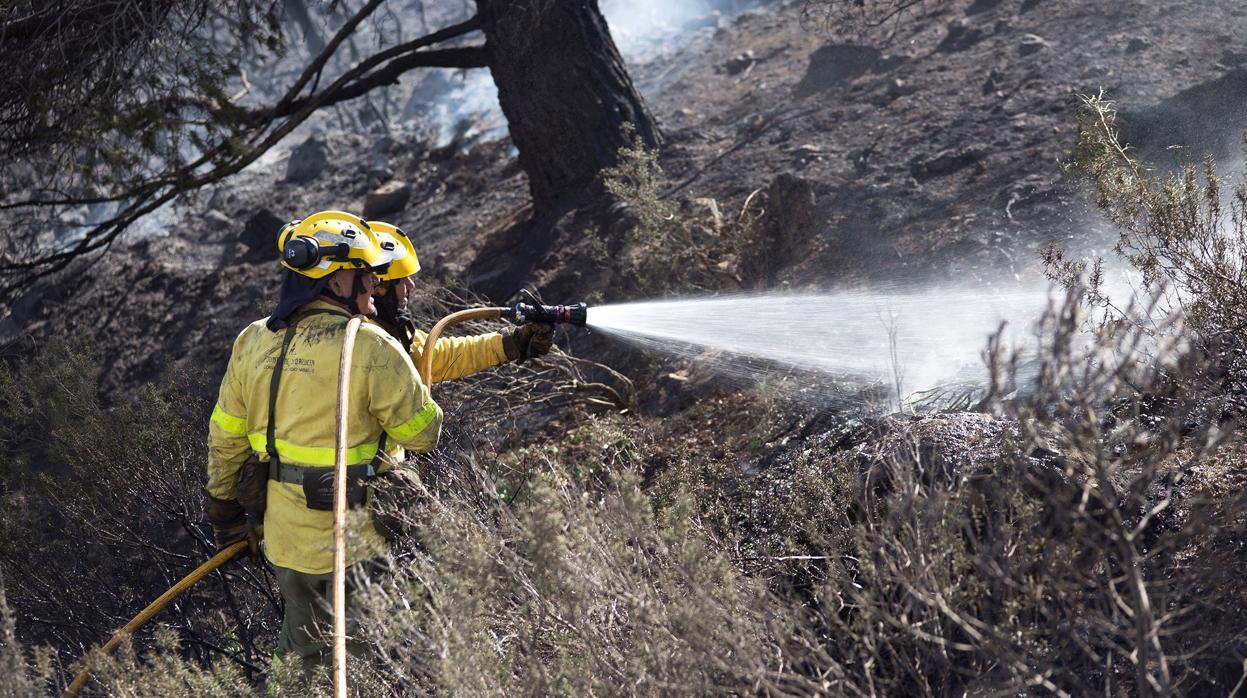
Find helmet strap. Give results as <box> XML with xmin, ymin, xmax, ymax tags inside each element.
<box><xmin>372</xmin><ymin>281</ymin><xmax>415</xmax><ymax>350</ymax></box>
<box><xmin>374</xmin><ymin>281</ymin><xmax>405</xmax><ymax>326</ymax></box>
<box><xmin>320</xmin><ymin>270</ymin><xmax>373</xmax><ymax>316</ymax></box>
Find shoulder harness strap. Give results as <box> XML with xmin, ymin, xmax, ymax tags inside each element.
<box><xmin>371</xmin><ymin>432</ymin><xmax>389</xmax><ymax>472</ymax></box>
<box><xmin>266</xmin><ymin>309</ymin><xmax>349</xmax><ymax>478</ymax></box>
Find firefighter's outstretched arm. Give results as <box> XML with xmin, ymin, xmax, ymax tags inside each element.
<box><xmin>410</xmin><ymin>328</ymin><xmax>507</xmax><ymax>383</ymax></box>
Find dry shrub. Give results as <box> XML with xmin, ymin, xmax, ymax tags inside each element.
<box><xmin>355</xmin><ymin>455</ymin><xmax>788</xmax><ymax>697</ymax></box>
<box><xmin>811</xmin><ymin>295</ymin><xmax>1245</xmax><ymax>697</ymax></box>
<box><xmin>46</xmin><ymin>624</ymin><xmax>352</xmax><ymax>698</ymax></box>
<box><xmin>649</xmin><ymin>405</ymin><xmax>869</xmax><ymax>568</ymax></box>
<box><xmin>1047</xmin><ymin>91</ymin><xmax>1247</xmax><ymax>410</ymax></box>
<box><xmin>0</xmin><ymin>584</ymin><xmax>54</xmax><ymax>697</ymax></box>
<box><xmin>80</xmin><ymin>629</ymin><xmax>251</xmax><ymax>698</ymax></box>
<box><xmin>0</xmin><ymin>340</ymin><xmax>280</xmax><ymax>691</ymax></box>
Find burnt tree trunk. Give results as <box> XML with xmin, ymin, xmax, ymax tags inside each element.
<box><xmin>477</xmin><ymin>0</ymin><xmax>662</xmax><ymax>216</ymax></box>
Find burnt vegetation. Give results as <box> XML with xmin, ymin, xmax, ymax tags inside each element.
<box><xmin>2</xmin><ymin>1</ymin><xmax>1247</xmax><ymax>696</ymax></box>
<box><xmin>0</xmin><ymin>0</ymin><xmax>656</xmax><ymax>299</ymax></box>
<box><xmin>3</xmin><ymin>127</ymin><xmax>1247</xmax><ymax>694</ymax></box>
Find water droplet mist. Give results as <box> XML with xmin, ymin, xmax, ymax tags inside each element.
<box><xmin>584</xmin><ymin>288</ymin><xmax>1053</xmax><ymax>403</ymax></box>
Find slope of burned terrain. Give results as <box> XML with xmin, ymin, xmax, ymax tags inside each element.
<box><xmin>7</xmin><ymin>0</ymin><xmax>1245</xmax><ymax>400</ymax></box>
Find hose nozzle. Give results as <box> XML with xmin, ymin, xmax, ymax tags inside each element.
<box><xmin>503</xmin><ymin>290</ymin><xmax>588</xmax><ymax>326</ymax></box>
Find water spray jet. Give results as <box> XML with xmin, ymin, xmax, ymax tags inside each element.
<box><xmin>582</xmin><ymin>289</ymin><xmax>1057</xmax><ymax>403</ymax></box>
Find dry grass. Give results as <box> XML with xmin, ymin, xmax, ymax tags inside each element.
<box><xmin>3</xmin><ymin>96</ymin><xmax>1247</xmax><ymax>696</ymax></box>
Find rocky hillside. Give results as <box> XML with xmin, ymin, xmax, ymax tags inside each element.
<box><xmin>6</xmin><ymin>0</ymin><xmax>1246</xmax><ymax>400</ymax></box>
<box><xmin>5</xmin><ymin>2</ymin><xmax>1247</xmax><ymax>694</ymax></box>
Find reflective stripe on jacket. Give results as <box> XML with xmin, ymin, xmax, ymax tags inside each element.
<box><xmin>206</xmin><ymin>300</ymin><xmax>442</xmax><ymax>574</ymax></box>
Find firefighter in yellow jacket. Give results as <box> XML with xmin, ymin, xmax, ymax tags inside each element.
<box><xmin>206</xmin><ymin>210</ymin><xmax>430</xmax><ymax>670</ymax></box>
<box><xmin>367</xmin><ymin>219</ymin><xmax>553</xmax><ymax>374</ymax></box>
<box><xmin>206</xmin><ymin>210</ymin><xmax>552</xmax><ymax>672</ymax></box>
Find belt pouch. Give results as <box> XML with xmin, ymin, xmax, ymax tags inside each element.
<box><xmin>302</xmin><ymin>468</ymin><xmax>369</xmax><ymax>511</ymax></box>
<box><xmin>235</xmin><ymin>454</ymin><xmax>269</xmax><ymax>520</ymax></box>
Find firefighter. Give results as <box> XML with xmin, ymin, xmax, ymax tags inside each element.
<box><xmin>362</xmin><ymin>219</ymin><xmax>553</xmax><ymax>539</ymax></box>
<box><xmin>205</xmin><ymin>210</ymin><xmax>440</xmax><ymax>672</ymax></box>
<box><xmin>367</xmin><ymin>219</ymin><xmax>554</xmax><ymax>375</ymax></box>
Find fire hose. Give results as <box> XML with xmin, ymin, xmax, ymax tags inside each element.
<box><xmin>63</xmin><ymin>295</ymin><xmax>587</xmax><ymax>697</ymax></box>
<box><xmin>59</xmin><ymin>536</ymin><xmax>259</xmax><ymax>698</ymax></box>
<box><xmin>416</xmin><ymin>293</ymin><xmax>586</xmax><ymax>384</ymax></box>
<box><xmin>330</xmin><ymin>315</ymin><xmax>364</xmax><ymax>698</ymax></box>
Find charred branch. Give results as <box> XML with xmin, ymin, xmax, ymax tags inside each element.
<box><xmin>268</xmin><ymin>12</ymin><xmax>483</xmax><ymax>121</ymax></box>
<box><xmin>257</xmin><ymin>45</ymin><xmax>488</xmax><ymax>121</ymax></box>
<box><xmin>0</xmin><ymin>11</ymin><xmax>487</xmax><ymax>302</ymax></box>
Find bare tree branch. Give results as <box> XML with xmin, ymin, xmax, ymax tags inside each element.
<box><xmin>0</xmin><ymin>9</ymin><xmax>489</xmax><ymax>303</ymax></box>
<box><xmin>259</xmin><ymin>46</ymin><xmax>488</xmax><ymax>120</ymax></box>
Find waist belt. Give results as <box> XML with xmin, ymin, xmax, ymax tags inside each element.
<box><xmin>269</xmin><ymin>460</ymin><xmax>377</xmax><ymax>485</ymax></box>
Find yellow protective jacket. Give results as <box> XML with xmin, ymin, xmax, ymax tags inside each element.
<box><xmin>207</xmin><ymin>301</ymin><xmax>442</xmax><ymax>575</ymax></box>
<box><xmin>371</xmin><ymin>314</ymin><xmax>509</xmax><ymax>383</ymax></box>
<box><xmin>410</xmin><ymin>328</ymin><xmax>508</xmax><ymax>382</ymax></box>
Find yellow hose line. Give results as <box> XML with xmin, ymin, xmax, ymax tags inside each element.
<box><xmin>61</xmin><ymin>532</ymin><xmax>261</xmax><ymax>698</ymax></box>
<box><xmin>332</xmin><ymin>315</ymin><xmax>363</xmax><ymax>698</ymax></box>
<box><xmin>417</xmin><ymin>307</ymin><xmax>506</xmax><ymax>386</ymax></box>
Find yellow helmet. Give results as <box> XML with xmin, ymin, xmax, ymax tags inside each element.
<box><xmin>370</xmin><ymin>220</ymin><xmax>421</xmax><ymax>281</ymax></box>
<box><xmin>276</xmin><ymin>210</ymin><xmax>389</xmax><ymax>279</ymax></box>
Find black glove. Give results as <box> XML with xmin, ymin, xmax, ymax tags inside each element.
<box><xmin>371</xmin><ymin>466</ymin><xmax>423</xmax><ymax>543</ymax></box>
<box><xmin>502</xmin><ymin>323</ymin><xmax>554</xmax><ymax>362</ymax></box>
<box><xmin>206</xmin><ymin>496</ymin><xmax>260</xmax><ymax>557</ymax></box>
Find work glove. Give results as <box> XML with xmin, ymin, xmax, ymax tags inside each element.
<box><xmin>206</xmin><ymin>495</ymin><xmax>260</xmax><ymax>557</ymax></box>
<box><xmin>371</xmin><ymin>466</ymin><xmax>423</xmax><ymax>544</ymax></box>
<box><xmin>502</xmin><ymin>323</ymin><xmax>555</xmax><ymax>363</ymax></box>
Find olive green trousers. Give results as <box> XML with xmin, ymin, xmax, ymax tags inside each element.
<box><xmin>273</xmin><ymin>562</ymin><xmax>383</xmax><ymax>674</ymax></box>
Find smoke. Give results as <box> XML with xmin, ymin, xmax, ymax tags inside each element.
<box><xmin>408</xmin><ymin>0</ymin><xmax>759</xmax><ymax>145</ymax></box>
<box><xmin>602</xmin><ymin>0</ymin><xmax>751</xmax><ymax>60</ymax></box>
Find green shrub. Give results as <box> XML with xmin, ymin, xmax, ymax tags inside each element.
<box><xmin>602</xmin><ymin>122</ymin><xmax>674</xmax><ymax>246</ymax></box>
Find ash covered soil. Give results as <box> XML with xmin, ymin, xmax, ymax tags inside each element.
<box><xmin>6</xmin><ymin>0</ymin><xmax>1247</xmax><ymax>461</ymax></box>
